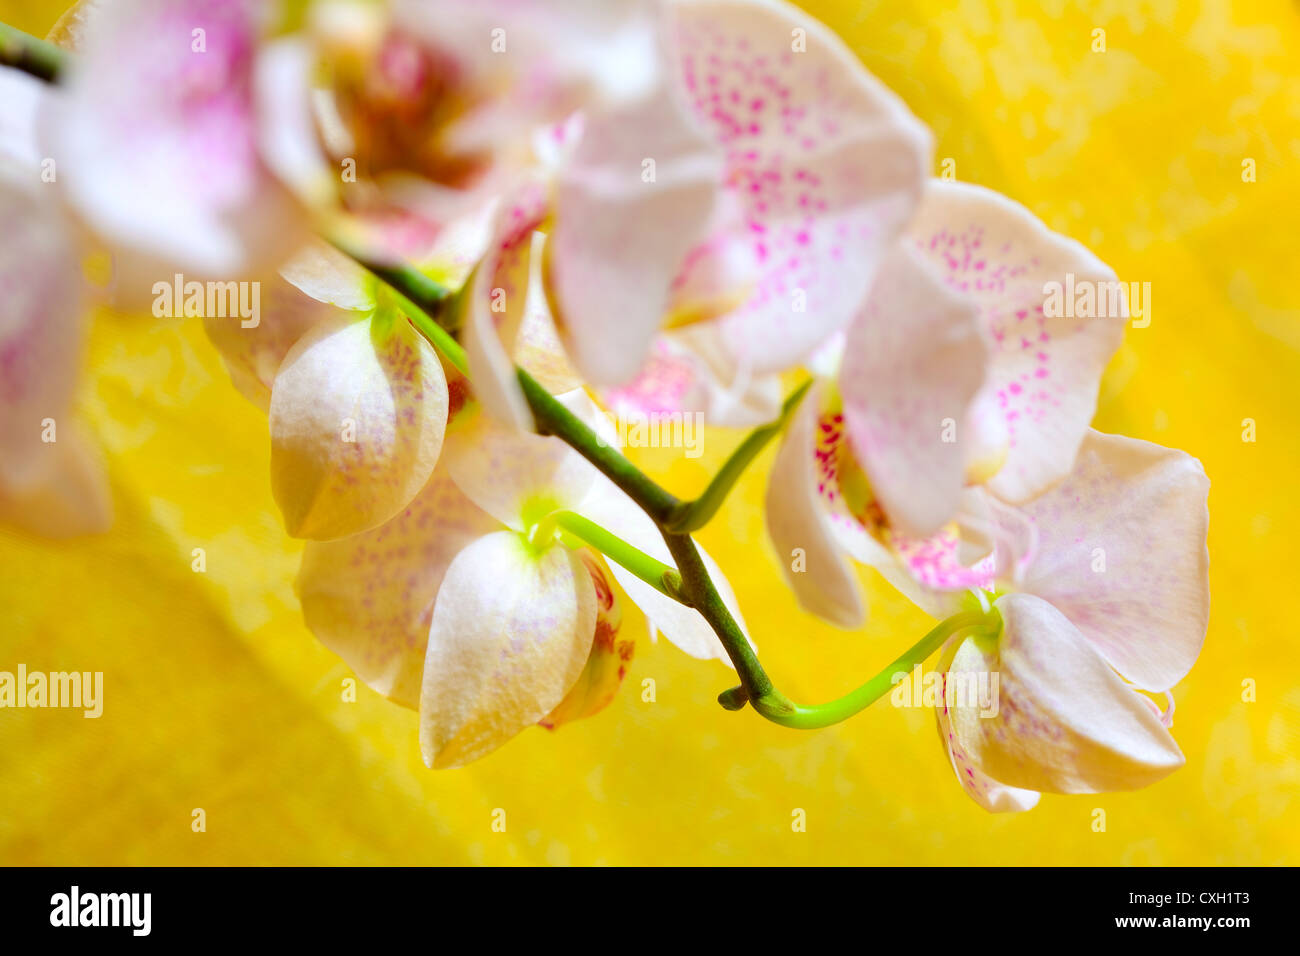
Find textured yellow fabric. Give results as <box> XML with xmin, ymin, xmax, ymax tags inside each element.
<box><xmin>1</xmin><ymin>0</ymin><xmax>1297</xmax><ymax>865</ymax></box>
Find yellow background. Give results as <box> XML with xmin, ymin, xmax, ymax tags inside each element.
<box><xmin>1</xmin><ymin>0</ymin><xmax>1297</xmax><ymax>865</ymax></box>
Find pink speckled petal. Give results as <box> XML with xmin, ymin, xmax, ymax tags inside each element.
<box><xmin>442</xmin><ymin>389</ymin><xmax>604</xmax><ymax>530</ymax></box>
<box><xmin>764</xmin><ymin>384</ymin><xmax>864</xmax><ymax>628</ymax></box>
<box><xmin>0</xmin><ymin>182</ymin><xmax>84</xmax><ymax>492</ymax></box>
<box><xmin>47</xmin><ymin>0</ymin><xmax>302</xmax><ymax>284</ymax></box>
<box><xmin>948</xmin><ymin>593</ymin><xmax>1184</xmax><ymax>795</ymax></box>
<box><xmin>269</xmin><ymin>310</ymin><xmax>449</xmax><ymax>540</ymax></box>
<box><xmin>669</xmin><ymin>0</ymin><xmax>931</xmax><ymax>373</ymax></box>
<box><xmin>550</xmin><ymin>87</ymin><xmax>722</xmax><ymax>386</ymax></box>
<box><xmin>840</xmin><ymin>242</ymin><xmax>988</xmax><ymax>538</ymax></box>
<box><xmin>579</xmin><ymin>475</ymin><xmax>748</xmax><ymax>662</ymax></box>
<box><xmin>0</xmin><ymin>427</ymin><xmax>111</xmax><ymax>538</ymax></box>
<box><xmin>1016</xmin><ymin>430</ymin><xmax>1210</xmax><ymax>692</ymax></box>
<box><xmin>463</xmin><ymin>185</ymin><xmax>549</xmax><ymax>431</ymax></box>
<box><xmin>908</xmin><ymin>180</ymin><xmax>1127</xmax><ymax>503</ymax></box>
<box><xmin>935</xmin><ymin>639</ymin><xmax>1039</xmax><ymax>813</ymax></box>
<box><xmin>296</xmin><ymin>465</ymin><xmax>501</xmax><ymax>710</ymax></box>
<box><xmin>419</xmin><ymin>530</ymin><xmax>597</xmax><ymax>769</ymax></box>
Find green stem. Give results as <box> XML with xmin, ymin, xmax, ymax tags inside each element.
<box><xmin>0</xmin><ymin>22</ymin><xmax>65</xmax><ymax>83</ymax></box>
<box><xmin>744</xmin><ymin>609</ymin><xmax>993</xmax><ymax>729</ymax></box>
<box><xmin>516</xmin><ymin>369</ymin><xmax>682</xmax><ymax>525</ymax></box>
<box><xmin>549</xmin><ymin>511</ymin><xmax>683</xmax><ymax>600</ymax></box>
<box><xmin>662</xmin><ymin>531</ymin><xmax>775</xmax><ymax>702</ymax></box>
<box><xmin>666</xmin><ymin>378</ymin><xmax>813</xmax><ymax>533</ymax></box>
<box><xmin>328</xmin><ymin>235</ymin><xmax>459</xmax><ymax>330</ymax></box>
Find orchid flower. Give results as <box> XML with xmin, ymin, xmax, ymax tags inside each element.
<box><xmin>932</xmin><ymin>430</ymin><xmax>1210</xmax><ymax>811</ymax></box>
<box><xmin>294</xmin><ymin>388</ymin><xmax>747</xmax><ymax>766</ymax></box>
<box><xmin>0</xmin><ymin>65</ymin><xmax>110</xmax><ymax>537</ymax></box>
<box><xmin>575</xmin><ymin>0</ymin><xmax>934</xmax><ymax>428</ymax></box>
<box><xmin>767</xmin><ymin>179</ymin><xmax>1128</xmax><ymax>626</ymax></box>
<box><xmin>38</xmin><ymin>0</ymin><xmax>308</xmax><ymax>301</ymax></box>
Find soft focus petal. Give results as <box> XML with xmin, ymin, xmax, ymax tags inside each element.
<box><xmin>419</xmin><ymin>531</ymin><xmax>597</xmax><ymax>768</ymax></box>
<box><xmin>0</xmin><ymin>67</ymin><xmax>46</xmax><ymax>177</ymax></box>
<box><xmin>0</xmin><ymin>183</ymin><xmax>84</xmax><ymax>491</ymax></box>
<box><xmin>840</xmin><ymin>242</ymin><xmax>988</xmax><ymax>538</ymax></box>
<box><xmin>46</xmin><ymin>0</ymin><xmax>303</xmax><ymax>287</ymax></box>
<box><xmin>907</xmin><ymin>180</ymin><xmax>1127</xmax><ymax>502</ymax></box>
<box><xmin>269</xmin><ymin>310</ymin><xmax>448</xmax><ymax>539</ymax></box>
<box><xmin>935</xmin><ymin>639</ymin><xmax>1039</xmax><ymax>813</ymax></box>
<box><xmin>764</xmin><ymin>384</ymin><xmax>864</xmax><ymax>628</ymax></box>
<box><xmin>947</xmin><ymin>593</ymin><xmax>1185</xmax><ymax>795</ymax></box>
<box><xmin>550</xmin><ymin>84</ymin><xmax>722</xmax><ymax>386</ymax></box>
<box><xmin>442</xmin><ymin>389</ymin><xmax>604</xmax><ymax>530</ymax></box>
<box><xmin>579</xmin><ymin>476</ymin><xmax>747</xmax><ymax>661</ymax></box>
<box><xmin>669</xmin><ymin>0</ymin><xmax>931</xmax><ymax>373</ymax></box>
<box><xmin>296</xmin><ymin>465</ymin><xmax>500</xmax><ymax>709</ymax></box>
<box><xmin>462</xmin><ymin>186</ymin><xmax>548</xmax><ymax>431</ymax></box>
<box><xmin>0</xmin><ymin>429</ymin><xmax>111</xmax><ymax>538</ymax></box>
<box><xmin>1016</xmin><ymin>430</ymin><xmax>1210</xmax><ymax>692</ymax></box>
<box><xmin>540</xmin><ymin>552</ymin><xmax>634</xmax><ymax>729</ymax></box>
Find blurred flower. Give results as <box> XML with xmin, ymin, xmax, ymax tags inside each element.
<box><xmin>0</xmin><ymin>66</ymin><xmax>110</xmax><ymax>537</ymax></box>
<box><xmin>41</xmin><ymin>0</ymin><xmax>307</xmax><ymax>301</ymax></box>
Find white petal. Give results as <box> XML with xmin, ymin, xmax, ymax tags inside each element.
<box><xmin>947</xmin><ymin>593</ymin><xmax>1185</xmax><ymax>795</ymax></box>
<box><xmin>441</xmin><ymin>389</ymin><xmax>605</xmax><ymax>530</ymax></box>
<box><xmin>764</xmin><ymin>384</ymin><xmax>864</xmax><ymax>628</ymax></box>
<box><xmin>668</xmin><ymin>0</ymin><xmax>931</xmax><ymax>373</ymax></box>
<box><xmin>419</xmin><ymin>531</ymin><xmax>597</xmax><ymax>768</ymax></box>
<box><xmin>1016</xmin><ymin>430</ymin><xmax>1210</xmax><ymax>692</ymax></box>
<box><xmin>269</xmin><ymin>310</ymin><xmax>448</xmax><ymax>539</ymax></box>
<box><xmin>296</xmin><ymin>466</ymin><xmax>500</xmax><ymax>709</ymax></box>
<box><xmin>839</xmin><ymin>242</ymin><xmax>988</xmax><ymax>537</ymax></box>
<box><xmin>907</xmin><ymin>180</ymin><xmax>1127</xmax><ymax>502</ymax></box>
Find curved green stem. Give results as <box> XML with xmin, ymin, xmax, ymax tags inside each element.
<box><xmin>0</xmin><ymin>22</ymin><xmax>65</xmax><ymax>83</ymax></box>
<box><xmin>743</xmin><ymin>609</ymin><xmax>994</xmax><ymax>729</ymax></box>
<box><xmin>547</xmin><ymin>511</ymin><xmax>684</xmax><ymax>600</ymax></box>
<box><xmin>666</xmin><ymin>378</ymin><xmax>813</xmax><ymax>532</ymax></box>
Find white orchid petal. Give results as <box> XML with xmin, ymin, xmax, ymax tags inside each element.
<box><xmin>908</xmin><ymin>180</ymin><xmax>1127</xmax><ymax>502</ymax></box>
<box><xmin>48</xmin><ymin>0</ymin><xmax>303</xmax><ymax>285</ymax></box>
<box><xmin>0</xmin><ymin>428</ymin><xmax>111</xmax><ymax>538</ymax></box>
<box><xmin>669</xmin><ymin>0</ymin><xmax>931</xmax><ymax>373</ymax></box>
<box><xmin>551</xmin><ymin>86</ymin><xmax>722</xmax><ymax>386</ymax></box>
<box><xmin>269</xmin><ymin>311</ymin><xmax>448</xmax><ymax>539</ymax></box>
<box><xmin>419</xmin><ymin>531</ymin><xmax>597</xmax><ymax>768</ymax></box>
<box><xmin>296</xmin><ymin>466</ymin><xmax>500</xmax><ymax>710</ymax></box>
<box><xmin>764</xmin><ymin>384</ymin><xmax>865</xmax><ymax>628</ymax></box>
<box><xmin>935</xmin><ymin>637</ymin><xmax>1040</xmax><ymax>813</ymax></box>
<box><xmin>948</xmin><ymin>593</ymin><xmax>1185</xmax><ymax>795</ymax></box>
<box><xmin>1017</xmin><ymin>430</ymin><xmax>1210</xmax><ymax>692</ymax></box>
<box><xmin>442</xmin><ymin>389</ymin><xmax>604</xmax><ymax>530</ymax></box>
<box><xmin>840</xmin><ymin>242</ymin><xmax>988</xmax><ymax>538</ymax></box>
<box><xmin>0</xmin><ymin>182</ymin><xmax>84</xmax><ymax>491</ymax></box>
<box><xmin>463</xmin><ymin>188</ymin><xmax>549</xmax><ymax>431</ymax></box>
